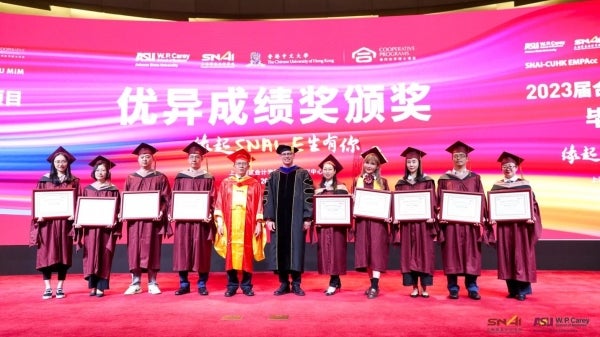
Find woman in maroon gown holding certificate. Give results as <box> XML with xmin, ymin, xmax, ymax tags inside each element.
<box><xmin>315</xmin><ymin>154</ymin><xmax>348</xmax><ymax>296</ymax></box>
<box><xmin>437</xmin><ymin>141</ymin><xmax>487</xmax><ymax>301</ymax></box>
<box><xmin>123</xmin><ymin>143</ymin><xmax>172</xmax><ymax>296</ymax></box>
<box><xmin>490</xmin><ymin>152</ymin><xmax>542</xmax><ymax>301</ymax></box>
<box><xmin>30</xmin><ymin>146</ymin><xmax>80</xmax><ymax>300</ymax></box>
<box><xmin>79</xmin><ymin>156</ymin><xmax>121</xmax><ymax>297</ymax></box>
<box><xmin>171</xmin><ymin>141</ymin><xmax>215</xmax><ymax>296</ymax></box>
<box><xmin>393</xmin><ymin>147</ymin><xmax>437</xmax><ymax>298</ymax></box>
<box><xmin>353</xmin><ymin>146</ymin><xmax>391</xmax><ymax>299</ymax></box>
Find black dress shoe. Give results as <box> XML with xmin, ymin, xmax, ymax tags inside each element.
<box><xmin>291</xmin><ymin>285</ymin><xmax>305</xmax><ymax>296</ymax></box>
<box><xmin>366</xmin><ymin>288</ymin><xmax>379</xmax><ymax>299</ymax></box>
<box><xmin>224</xmin><ymin>289</ymin><xmax>236</xmax><ymax>297</ymax></box>
<box><xmin>468</xmin><ymin>291</ymin><xmax>481</xmax><ymax>300</ymax></box>
<box><xmin>198</xmin><ymin>287</ymin><xmax>209</xmax><ymax>296</ymax></box>
<box><xmin>175</xmin><ymin>287</ymin><xmax>190</xmax><ymax>295</ymax></box>
<box><xmin>449</xmin><ymin>291</ymin><xmax>459</xmax><ymax>299</ymax></box>
<box><xmin>242</xmin><ymin>289</ymin><xmax>255</xmax><ymax>296</ymax></box>
<box><xmin>506</xmin><ymin>293</ymin><xmax>517</xmax><ymax>299</ymax></box>
<box><xmin>516</xmin><ymin>294</ymin><xmax>526</xmax><ymax>301</ymax></box>
<box><xmin>273</xmin><ymin>284</ymin><xmax>290</xmax><ymax>296</ymax></box>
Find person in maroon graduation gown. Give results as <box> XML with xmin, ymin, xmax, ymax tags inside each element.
<box><xmin>171</xmin><ymin>141</ymin><xmax>215</xmax><ymax>296</ymax></box>
<box><xmin>353</xmin><ymin>146</ymin><xmax>391</xmax><ymax>299</ymax></box>
<box><xmin>79</xmin><ymin>156</ymin><xmax>121</xmax><ymax>297</ymax></box>
<box><xmin>123</xmin><ymin>143</ymin><xmax>171</xmax><ymax>295</ymax></box>
<box><xmin>490</xmin><ymin>152</ymin><xmax>542</xmax><ymax>301</ymax></box>
<box><xmin>30</xmin><ymin>146</ymin><xmax>80</xmax><ymax>300</ymax></box>
<box><xmin>314</xmin><ymin>154</ymin><xmax>349</xmax><ymax>296</ymax></box>
<box><xmin>393</xmin><ymin>147</ymin><xmax>437</xmax><ymax>298</ymax></box>
<box><xmin>437</xmin><ymin>141</ymin><xmax>488</xmax><ymax>300</ymax></box>
<box><xmin>264</xmin><ymin>144</ymin><xmax>314</xmax><ymax>296</ymax></box>
<box><xmin>214</xmin><ymin>149</ymin><xmax>266</xmax><ymax>297</ymax></box>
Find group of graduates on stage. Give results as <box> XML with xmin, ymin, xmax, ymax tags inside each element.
<box><xmin>30</xmin><ymin>140</ymin><xmax>542</xmax><ymax>302</ymax></box>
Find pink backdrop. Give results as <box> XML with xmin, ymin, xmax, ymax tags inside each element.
<box><xmin>1</xmin><ymin>1</ymin><xmax>599</xmax><ymax>244</ymax></box>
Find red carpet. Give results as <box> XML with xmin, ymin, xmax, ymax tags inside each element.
<box><xmin>1</xmin><ymin>270</ymin><xmax>598</xmax><ymax>337</ymax></box>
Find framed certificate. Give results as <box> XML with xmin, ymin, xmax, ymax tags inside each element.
<box><xmin>314</xmin><ymin>194</ymin><xmax>352</xmax><ymax>226</ymax></box>
<box><xmin>33</xmin><ymin>188</ymin><xmax>75</xmax><ymax>219</ymax></box>
<box><xmin>75</xmin><ymin>197</ymin><xmax>117</xmax><ymax>227</ymax></box>
<box><xmin>488</xmin><ymin>189</ymin><xmax>533</xmax><ymax>222</ymax></box>
<box><xmin>171</xmin><ymin>191</ymin><xmax>210</xmax><ymax>221</ymax></box>
<box><xmin>392</xmin><ymin>189</ymin><xmax>433</xmax><ymax>222</ymax></box>
<box><xmin>440</xmin><ymin>190</ymin><xmax>484</xmax><ymax>224</ymax></box>
<box><xmin>121</xmin><ymin>191</ymin><xmax>160</xmax><ymax>220</ymax></box>
<box><xmin>353</xmin><ymin>188</ymin><xmax>391</xmax><ymax>220</ymax></box>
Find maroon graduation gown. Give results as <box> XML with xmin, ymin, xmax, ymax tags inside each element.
<box><xmin>124</xmin><ymin>171</ymin><xmax>171</xmax><ymax>272</ymax></box>
<box><xmin>81</xmin><ymin>185</ymin><xmax>121</xmax><ymax>281</ymax></box>
<box><xmin>394</xmin><ymin>177</ymin><xmax>437</xmax><ymax>276</ymax></box>
<box><xmin>353</xmin><ymin>177</ymin><xmax>390</xmax><ymax>272</ymax></box>
<box><xmin>171</xmin><ymin>172</ymin><xmax>215</xmax><ymax>273</ymax></box>
<box><xmin>30</xmin><ymin>176</ymin><xmax>80</xmax><ymax>271</ymax></box>
<box><xmin>316</xmin><ymin>188</ymin><xmax>348</xmax><ymax>276</ymax></box>
<box><xmin>491</xmin><ymin>179</ymin><xmax>542</xmax><ymax>283</ymax></box>
<box><xmin>437</xmin><ymin>172</ymin><xmax>487</xmax><ymax>276</ymax></box>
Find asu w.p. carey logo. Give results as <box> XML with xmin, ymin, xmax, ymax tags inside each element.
<box><xmin>533</xmin><ymin>317</ymin><xmax>553</xmax><ymax>326</ymax></box>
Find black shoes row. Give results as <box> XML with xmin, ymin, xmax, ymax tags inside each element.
<box><xmin>448</xmin><ymin>290</ymin><xmax>481</xmax><ymax>300</ymax></box>
<box><xmin>174</xmin><ymin>287</ymin><xmax>208</xmax><ymax>296</ymax></box>
<box><xmin>273</xmin><ymin>283</ymin><xmax>305</xmax><ymax>296</ymax></box>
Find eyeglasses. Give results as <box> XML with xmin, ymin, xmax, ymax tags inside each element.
<box><xmin>452</xmin><ymin>153</ymin><xmax>467</xmax><ymax>159</ymax></box>
<box><xmin>280</xmin><ymin>152</ymin><xmax>294</xmax><ymax>157</ymax></box>
<box><xmin>502</xmin><ymin>164</ymin><xmax>516</xmax><ymax>170</ymax></box>
<box><xmin>235</xmin><ymin>162</ymin><xmax>249</xmax><ymax>167</ymax></box>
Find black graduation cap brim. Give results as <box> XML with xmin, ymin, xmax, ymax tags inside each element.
<box><xmin>88</xmin><ymin>155</ymin><xmax>116</xmax><ymax>169</ymax></box>
<box><xmin>497</xmin><ymin>151</ymin><xmax>524</xmax><ymax>165</ymax></box>
<box><xmin>400</xmin><ymin>147</ymin><xmax>426</xmax><ymax>159</ymax></box>
<box><xmin>46</xmin><ymin>146</ymin><xmax>76</xmax><ymax>164</ymax></box>
<box><xmin>132</xmin><ymin>142</ymin><xmax>158</xmax><ymax>155</ymax></box>
<box><xmin>318</xmin><ymin>154</ymin><xmax>343</xmax><ymax>172</ymax></box>
<box><xmin>445</xmin><ymin>141</ymin><xmax>474</xmax><ymax>154</ymax></box>
<box><xmin>276</xmin><ymin>144</ymin><xmax>299</xmax><ymax>154</ymax></box>
<box><xmin>182</xmin><ymin>142</ymin><xmax>209</xmax><ymax>156</ymax></box>
<box><xmin>360</xmin><ymin>146</ymin><xmax>388</xmax><ymax>164</ymax></box>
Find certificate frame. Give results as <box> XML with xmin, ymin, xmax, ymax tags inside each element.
<box><xmin>392</xmin><ymin>189</ymin><xmax>433</xmax><ymax>222</ymax></box>
<box><xmin>488</xmin><ymin>189</ymin><xmax>533</xmax><ymax>222</ymax></box>
<box><xmin>440</xmin><ymin>190</ymin><xmax>484</xmax><ymax>224</ymax></box>
<box><xmin>121</xmin><ymin>191</ymin><xmax>160</xmax><ymax>220</ymax></box>
<box><xmin>32</xmin><ymin>188</ymin><xmax>75</xmax><ymax>219</ymax></box>
<box><xmin>171</xmin><ymin>191</ymin><xmax>210</xmax><ymax>221</ymax></box>
<box><xmin>313</xmin><ymin>194</ymin><xmax>352</xmax><ymax>227</ymax></box>
<box><xmin>353</xmin><ymin>188</ymin><xmax>391</xmax><ymax>220</ymax></box>
<box><xmin>74</xmin><ymin>197</ymin><xmax>117</xmax><ymax>227</ymax></box>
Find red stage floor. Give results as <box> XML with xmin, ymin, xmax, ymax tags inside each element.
<box><xmin>1</xmin><ymin>270</ymin><xmax>598</xmax><ymax>337</ymax></box>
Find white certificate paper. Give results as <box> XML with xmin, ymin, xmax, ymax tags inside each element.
<box><xmin>121</xmin><ymin>191</ymin><xmax>160</xmax><ymax>220</ymax></box>
<box><xmin>353</xmin><ymin>188</ymin><xmax>391</xmax><ymax>220</ymax></box>
<box><xmin>441</xmin><ymin>191</ymin><xmax>483</xmax><ymax>224</ymax></box>
<box><xmin>393</xmin><ymin>190</ymin><xmax>433</xmax><ymax>221</ymax></box>
<box><xmin>75</xmin><ymin>197</ymin><xmax>117</xmax><ymax>227</ymax></box>
<box><xmin>33</xmin><ymin>189</ymin><xmax>75</xmax><ymax>219</ymax></box>
<box><xmin>171</xmin><ymin>191</ymin><xmax>210</xmax><ymax>221</ymax></box>
<box><xmin>314</xmin><ymin>194</ymin><xmax>352</xmax><ymax>226</ymax></box>
<box><xmin>488</xmin><ymin>189</ymin><xmax>532</xmax><ymax>222</ymax></box>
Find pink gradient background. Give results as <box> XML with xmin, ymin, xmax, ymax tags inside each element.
<box><xmin>0</xmin><ymin>1</ymin><xmax>599</xmax><ymax>244</ymax></box>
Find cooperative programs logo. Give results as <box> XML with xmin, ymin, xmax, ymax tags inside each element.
<box><xmin>0</xmin><ymin>46</ymin><xmax>25</xmax><ymax>59</ymax></box>
<box><xmin>351</xmin><ymin>46</ymin><xmax>416</xmax><ymax>64</ymax></box>
<box><xmin>201</xmin><ymin>51</ymin><xmax>235</xmax><ymax>68</ymax></box>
